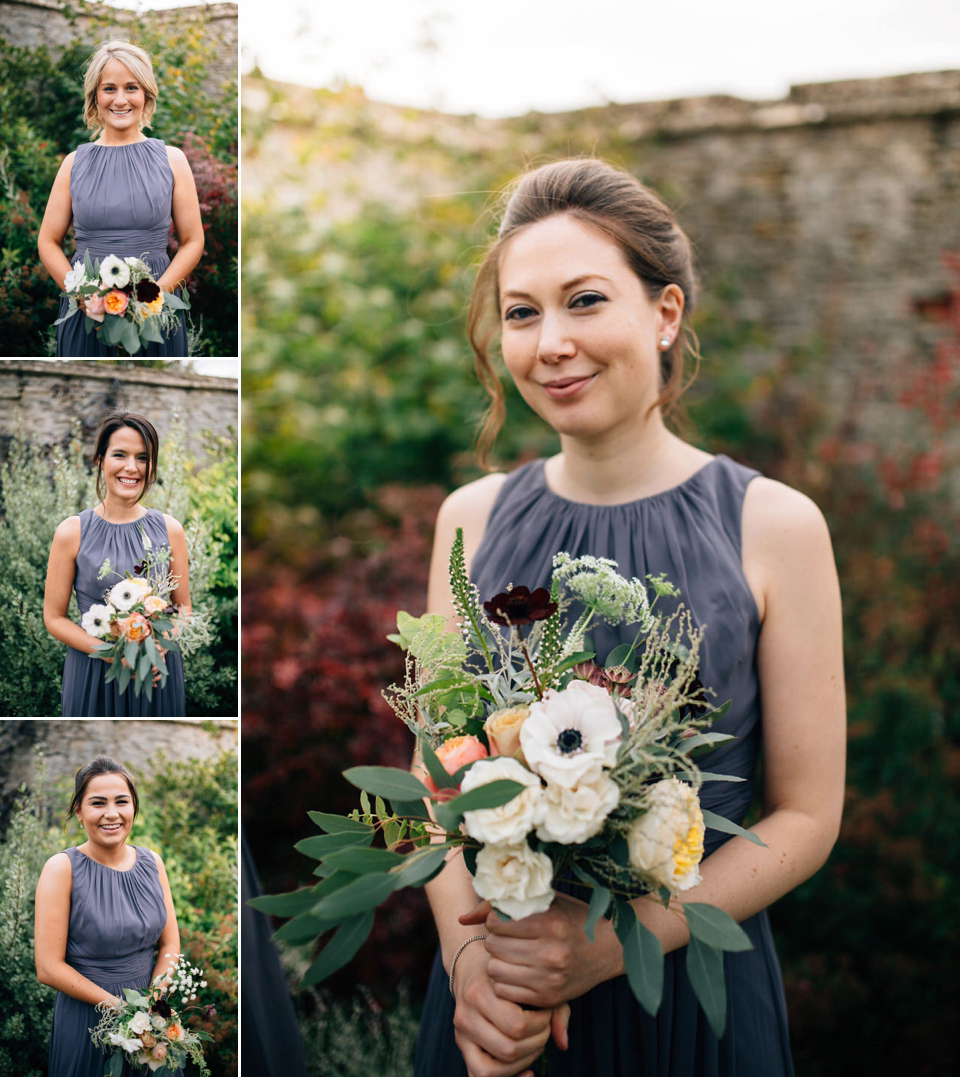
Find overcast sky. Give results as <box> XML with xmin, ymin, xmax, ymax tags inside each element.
<box><xmin>240</xmin><ymin>0</ymin><xmax>959</xmax><ymax>117</ymax></box>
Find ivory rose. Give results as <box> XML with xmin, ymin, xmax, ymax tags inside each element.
<box><xmin>484</xmin><ymin>705</ymin><xmax>530</xmax><ymax>759</ymax></box>
<box><xmin>627</xmin><ymin>777</ymin><xmax>705</xmax><ymax>894</ymax></box>
<box><xmin>423</xmin><ymin>735</ymin><xmax>487</xmax><ymax>799</ymax></box>
<box><xmin>460</xmin><ymin>756</ymin><xmax>543</xmax><ymax>846</ymax></box>
<box><xmin>127</xmin><ymin>1010</ymin><xmax>153</xmax><ymax>1035</ymax></box>
<box><xmin>473</xmin><ymin>842</ymin><xmax>554</xmax><ymax>920</ymax></box>
<box><xmin>144</xmin><ymin>594</ymin><xmax>167</xmax><ymax>614</ymax></box>
<box><xmin>535</xmin><ymin>770</ymin><xmax>620</xmax><ymax>845</ymax></box>
<box><xmin>104</xmin><ymin>289</ymin><xmax>130</xmax><ymax>315</ymax></box>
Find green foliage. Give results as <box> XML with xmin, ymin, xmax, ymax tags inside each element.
<box><xmin>0</xmin><ymin>764</ymin><xmax>75</xmax><ymax>1077</ymax></box>
<box><xmin>0</xmin><ymin>420</ymin><xmax>237</xmax><ymax>717</ymax></box>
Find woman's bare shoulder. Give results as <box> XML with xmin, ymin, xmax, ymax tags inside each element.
<box><xmin>52</xmin><ymin>514</ymin><xmax>82</xmax><ymax>550</ymax></box>
<box><xmin>435</xmin><ymin>472</ymin><xmax>507</xmax><ymax>537</ymax></box>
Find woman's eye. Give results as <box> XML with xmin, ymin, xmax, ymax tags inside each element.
<box><xmin>504</xmin><ymin>305</ymin><xmax>536</xmax><ymax>322</ymax></box>
<box><xmin>570</xmin><ymin>292</ymin><xmax>606</xmax><ymax>309</ymax></box>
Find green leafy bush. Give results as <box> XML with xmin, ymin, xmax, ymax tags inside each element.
<box><xmin>0</xmin><ymin>420</ymin><xmax>237</xmax><ymax>717</ymax></box>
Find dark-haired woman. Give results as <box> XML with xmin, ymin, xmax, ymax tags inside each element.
<box><xmin>35</xmin><ymin>756</ymin><xmax>184</xmax><ymax>1077</ymax></box>
<box><xmin>43</xmin><ymin>410</ymin><xmax>188</xmax><ymax>716</ymax></box>
<box><xmin>36</xmin><ymin>39</ymin><xmax>203</xmax><ymax>357</ymax></box>
<box><xmin>414</xmin><ymin>159</ymin><xmax>845</xmax><ymax>1077</ymax></box>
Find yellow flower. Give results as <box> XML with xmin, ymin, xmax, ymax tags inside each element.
<box><xmin>627</xmin><ymin>777</ymin><xmax>704</xmax><ymax>894</ymax></box>
<box><xmin>144</xmin><ymin>293</ymin><xmax>165</xmax><ymax>317</ymax></box>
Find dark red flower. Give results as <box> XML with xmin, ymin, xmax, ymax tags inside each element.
<box><xmin>151</xmin><ymin>998</ymin><xmax>173</xmax><ymax>1019</ymax></box>
<box><xmin>483</xmin><ymin>586</ymin><xmax>557</xmax><ymax>626</ymax></box>
<box><xmin>136</xmin><ymin>279</ymin><xmax>162</xmax><ymax>303</ymax></box>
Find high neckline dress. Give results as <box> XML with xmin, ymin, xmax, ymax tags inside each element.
<box><xmin>60</xmin><ymin>507</ymin><xmax>186</xmax><ymax>717</ymax></box>
<box><xmin>48</xmin><ymin>846</ymin><xmax>184</xmax><ymax>1077</ymax></box>
<box><xmin>56</xmin><ymin>138</ymin><xmax>188</xmax><ymax>357</ymax></box>
<box><xmin>413</xmin><ymin>454</ymin><xmax>795</xmax><ymax>1077</ymax></box>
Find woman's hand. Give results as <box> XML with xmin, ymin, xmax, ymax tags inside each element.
<box><xmin>151</xmin><ymin>644</ymin><xmax>167</xmax><ymax>686</ymax></box>
<box><xmin>461</xmin><ymin>894</ymin><xmax>623</xmax><ymax>1010</ymax></box>
<box><xmin>451</xmin><ymin>942</ymin><xmax>565</xmax><ymax>1077</ymax></box>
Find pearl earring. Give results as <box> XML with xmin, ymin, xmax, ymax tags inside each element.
<box><xmin>659</xmin><ymin>337</ymin><xmax>671</xmax><ymax>349</ymax></box>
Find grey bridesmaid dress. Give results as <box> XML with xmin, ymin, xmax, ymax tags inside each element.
<box><xmin>48</xmin><ymin>846</ymin><xmax>184</xmax><ymax>1077</ymax></box>
<box><xmin>56</xmin><ymin>139</ymin><xmax>188</xmax><ymax>357</ymax></box>
<box><xmin>414</xmin><ymin>455</ymin><xmax>795</xmax><ymax>1076</ymax></box>
<box><xmin>61</xmin><ymin>507</ymin><xmax>186</xmax><ymax>717</ymax></box>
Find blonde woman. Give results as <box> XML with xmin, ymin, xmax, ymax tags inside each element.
<box><xmin>37</xmin><ymin>40</ymin><xmax>203</xmax><ymax>356</ymax></box>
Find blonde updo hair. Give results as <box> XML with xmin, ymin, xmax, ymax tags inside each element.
<box><xmin>83</xmin><ymin>40</ymin><xmax>158</xmax><ymax>140</ymax></box>
<box><xmin>469</xmin><ymin>158</ymin><xmax>701</xmax><ymax>466</ymax></box>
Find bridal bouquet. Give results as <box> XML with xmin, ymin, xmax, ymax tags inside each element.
<box><xmin>250</xmin><ymin>530</ymin><xmax>765</xmax><ymax>1037</ymax></box>
<box><xmin>82</xmin><ymin>523</ymin><xmax>210</xmax><ymax>700</ymax></box>
<box><xmin>55</xmin><ymin>250</ymin><xmax>190</xmax><ymax>355</ymax></box>
<box><xmin>90</xmin><ymin>954</ymin><xmax>214</xmax><ymax>1076</ymax></box>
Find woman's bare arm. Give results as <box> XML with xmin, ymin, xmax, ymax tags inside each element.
<box><xmin>35</xmin><ymin>853</ymin><xmax>120</xmax><ymax>1007</ymax></box>
<box><xmin>157</xmin><ymin>147</ymin><xmax>204</xmax><ymax>294</ymax></box>
<box><xmin>150</xmin><ymin>851</ymin><xmax>181</xmax><ymax>986</ymax></box>
<box><xmin>37</xmin><ymin>152</ymin><xmax>76</xmax><ymax>290</ymax></box>
<box><xmin>43</xmin><ymin>516</ymin><xmax>109</xmax><ymax>658</ymax></box>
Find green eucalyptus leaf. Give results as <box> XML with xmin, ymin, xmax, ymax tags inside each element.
<box><xmin>301</xmin><ymin>910</ymin><xmax>375</xmax><ymax>986</ymax></box>
<box><xmin>294</xmin><ymin>830</ymin><xmax>373</xmax><ymax>859</ymax></box>
<box><xmin>321</xmin><ymin>846</ymin><xmax>405</xmax><ymax>874</ymax></box>
<box><xmin>343</xmin><ymin>766</ymin><xmax>431</xmax><ymax>801</ymax></box>
<box><xmin>701</xmin><ymin>810</ymin><xmax>767</xmax><ymax>847</ymax></box>
<box><xmin>312</xmin><ymin>872</ymin><xmax>398</xmax><ymax>920</ymax></box>
<box><xmin>684</xmin><ymin>903</ymin><xmax>753</xmax><ymax>952</ymax></box>
<box><xmin>685</xmin><ymin>936</ymin><xmax>726</xmax><ymax>1038</ymax></box>
<box><xmin>612</xmin><ymin>902</ymin><xmax>663</xmax><ymax>1017</ymax></box>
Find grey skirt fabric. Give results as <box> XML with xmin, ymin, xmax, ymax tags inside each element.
<box><xmin>56</xmin><ymin>139</ymin><xmax>187</xmax><ymax>357</ymax></box>
<box><xmin>60</xmin><ymin>507</ymin><xmax>187</xmax><ymax>717</ymax></box>
<box><xmin>414</xmin><ymin>455</ymin><xmax>795</xmax><ymax>1077</ymax></box>
<box><xmin>48</xmin><ymin>846</ymin><xmax>183</xmax><ymax>1077</ymax></box>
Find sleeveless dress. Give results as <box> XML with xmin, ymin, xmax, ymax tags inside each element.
<box><xmin>414</xmin><ymin>455</ymin><xmax>795</xmax><ymax>1077</ymax></box>
<box><xmin>48</xmin><ymin>845</ymin><xmax>184</xmax><ymax>1077</ymax></box>
<box><xmin>61</xmin><ymin>507</ymin><xmax>186</xmax><ymax>717</ymax></box>
<box><xmin>56</xmin><ymin>138</ymin><xmax>188</xmax><ymax>357</ymax></box>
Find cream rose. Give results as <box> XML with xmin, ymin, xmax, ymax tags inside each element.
<box><xmin>459</xmin><ymin>756</ymin><xmax>543</xmax><ymax>846</ymax></box>
<box><xmin>535</xmin><ymin>770</ymin><xmax>620</xmax><ymax>845</ymax></box>
<box><xmin>484</xmin><ymin>705</ymin><xmax>530</xmax><ymax>759</ymax></box>
<box><xmin>627</xmin><ymin>777</ymin><xmax>705</xmax><ymax>894</ymax></box>
<box><xmin>473</xmin><ymin>842</ymin><xmax>554</xmax><ymax>920</ymax></box>
<box><xmin>144</xmin><ymin>594</ymin><xmax>167</xmax><ymax>614</ymax></box>
<box><xmin>127</xmin><ymin>1010</ymin><xmax>153</xmax><ymax>1035</ymax></box>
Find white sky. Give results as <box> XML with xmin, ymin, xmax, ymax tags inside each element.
<box><xmin>241</xmin><ymin>0</ymin><xmax>960</xmax><ymax>117</ymax></box>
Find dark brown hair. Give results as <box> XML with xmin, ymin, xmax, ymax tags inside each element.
<box><xmin>468</xmin><ymin>158</ymin><xmax>700</xmax><ymax>465</ymax></box>
<box><xmin>66</xmin><ymin>756</ymin><xmax>139</xmax><ymax>823</ymax></box>
<box><xmin>92</xmin><ymin>410</ymin><xmax>159</xmax><ymax>503</ymax></box>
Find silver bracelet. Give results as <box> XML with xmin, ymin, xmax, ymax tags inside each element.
<box><xmin>448</xmin><ymin>934</ymin><xmax>487</xmax><ymax>998</ymax></box>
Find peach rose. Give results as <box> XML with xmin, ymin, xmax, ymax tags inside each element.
<box><xmin>140</xmin><ymin>1032</ymin><xmax>157</xmax><ymax>1049</ymax></box>
<box><xmin>424</xmin><ymin>735</ymin><xmax>488</xmax><ymax>799</ymax></box>
<box><xmin>165</xmin><ymin>1022</ymin><xmax>183</xmax><ymax>1042</ymax></box>
<box><xmin>103</xmin><ymin>289</ymin><xmax>129</xmax><ymax>316</ymax></box>
<box><xmin>144</xmin><ymin>595</ymin><xmax>167</xmax><ymax>614</ymax></box>
<box><xmin>152</xmin><ymin>1043</ymin><xmax>168</xmax><ymax>1061</ymax></box>
<box><xmin>82</xmin><ymin>293</ymin><xmax>106</xmax><ymax>323</ymax></box>
<box><xmin>484</xmin><ymin>705</ymin><xmax>531</xmax><ymax>761</ymax></box>
<box><xmin>121</xmin><ymin>612</ymin><xmax>152</xmax><ymax>642</ymax></box>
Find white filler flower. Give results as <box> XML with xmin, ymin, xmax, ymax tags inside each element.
<box><xmin>627</xmin><ymin>777</ymin><xmax>705</xmax><ymax>894</ymax></box>
<box><xmin>536</xmin><ymin>770</ymin><xmax>620</xmax><ymax>844</ymax></box>
<box><xmin>81</xmin><ymin>603</ymin><xmax>116</xmax><ymax>638</ymax></box>
<box><xmin>99</xmin><ymin>254</ymin><xmax>131</xmax><ymax>289</ymax></box>
<box><xmin>473</xmin><ymin>842</ymin><xmax>554</xmax><ymax>920</ymax></box>
<box><xmin>109</xmin><ymin>578</ymin><xmax>143</xmax><ymax>611</ymax></box>
<box><xmin>520</xmin><ymin>679</ymin><xmax>622</xmax><ymax>788</ymax></box>
<box><xmin>460</xmin><ymin>756</ymin><xmax>544</xmax><ymax>846</ymax></box>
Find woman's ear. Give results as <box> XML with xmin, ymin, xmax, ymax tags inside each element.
<box><xmin>657</xmin><ymin>283</ymin><xmax>685</xmax><ymax>343</ymax></box>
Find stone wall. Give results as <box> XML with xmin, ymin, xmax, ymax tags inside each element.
<box><xmin>0</xmin><ymin>1</ymin><xmax>237</xmax><ymax>93</ymax></box>
<box><xmin>0</xmin><ymin>360</ymin><xmax>237</xmax><ymax>462</ymax></box>
<box><xmin>0</xmin><ymin>718</ymin><xmax>237</xmax><ymax>811</ymax></box>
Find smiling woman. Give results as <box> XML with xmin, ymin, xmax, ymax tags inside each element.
<box><xmin>34</xmin><ymin>756</ymin><xmax>184</xmax><ymax>1077</ymax></box>
<box><xmin>36</xmin><ymin>40</ymin><xmax>204</xmax><ymax>356</ymax></box>
<box><xmin>42</xmin><ymin>410</ymin><xmax>190</xmax><ymax>716</ymax></box>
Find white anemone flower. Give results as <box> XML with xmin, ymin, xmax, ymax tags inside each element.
<box><xmin>520</xmin><ymin>680</ymin><xmax>622</xmax><ymax>788</ymax></box>
<box><xmin>99</xmin><ymin>254</ymin><xmax>131</xmax><ymax>289</ymax></box>
<box><xmin>460</xmin><ymin>756</ymin><xmax>544</xmax><ymax>846</ymax></box>
<box><xmin>626</xmin><ymin>777</ymin><xmax>705</xmax><ymax>894</ymax></box>
<box><xmin>108</xmin><ymin>578</ymin><xmax>143</xmax><ymax>611</ymax></box>
<box><xmin>473</xmin><ymin>842</ymin><xmax>554</xmax><ymax>920</ymax></box>
<box><xmin>535</xmin><ymin>770</ymin><xmax>620</xmax><ymax>844</ymax></box>
<box><xmin>81</xmin><ymin>603</ymin><xmax>116</xmax><ymax>638</ymax></box>
<box><xmin>107</xmin><ymin>1031</ymin><xmax>143</xmax><ymax>1053</ymax></box>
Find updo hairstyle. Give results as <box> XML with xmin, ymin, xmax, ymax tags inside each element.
<box><xmin>66</xmin><ymin>755</ymin><xmax>140</xmax><ymax>824</ymax></box>
<box><xmin>82</xmin><ymin>40</ymin><xmax>158</xmax><ymax>139</ymax></box>
<box><xmin>468</xmin><ymin>158</ymin><xmax>700</xmax><ymax>464</ymax></box>
<box><xmin>91</xmin><ymin>409</ymin><xmax>160</xmax><ymax>504</ymax></box>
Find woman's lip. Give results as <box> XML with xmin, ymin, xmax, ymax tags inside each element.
<box><xmin>542</xmin><ymin>374</ymin><xmax>597</xmax><ymax>399</ymax></box>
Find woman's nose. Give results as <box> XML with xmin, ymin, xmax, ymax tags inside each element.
<box><xmin>537</xmin><ymin>312</ymin><xmax>575</xmax><ymax>364</ymax></box>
